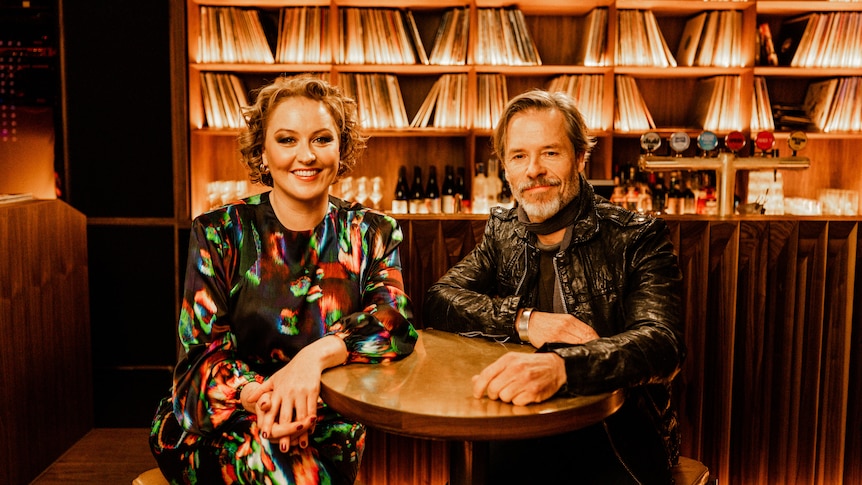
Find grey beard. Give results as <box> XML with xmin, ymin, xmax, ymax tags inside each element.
<box><xmin>516</xmin><ymin>177</ymin><xmax>580</xmax><ymax>223</ymax></box>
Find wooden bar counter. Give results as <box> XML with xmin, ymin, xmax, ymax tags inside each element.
<box><xmin>0</xmin><ymin>199</ymin><xmax>92</xmax><ymax>485</ymax></box>
<box><xmin>347</xmin><ymin>214</ymin><xmax>861</xmax><ymax>485</ymax></box>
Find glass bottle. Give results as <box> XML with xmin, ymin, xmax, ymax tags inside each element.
<box><xmin>425</xmin><ymin>165</ymin><xmax>441</xmax><ymax>214</ymax></box>
<box><xmin>441</xmin><ymin>165</ymin><xmax>457</xmax><ymax>214</ymax></box>
<box><xmin>665</xmin><ymin>173</ymin><xmax>682</xmax><ymax>215</ymax></box>
<box><xmin>651</xmin><ymin>174</ymin><xmax>667</xmax><ymax>214</ymax></box>
<box><xmin>391</xmin><ymin>165</ymin><xmax>409</xmax><ymax>214</ymax></box>
<box><xmin>471</xmin><ymin>162</ymin><xmax>488</xmax><ymax>214</ymax></box>
<box><xmin>409</xmin><ymin>166</ymin><xmax>426</xmax><ymax>214</ymax></box>
<box><xmin>456</xmin><ymin>166</ymin><xmax>468</xmax><ymax>213</ymax></box>
<box><xmin>682</xmin><ymin>175</ymin><xmax>697</xmax><ymax>215</ymax></box>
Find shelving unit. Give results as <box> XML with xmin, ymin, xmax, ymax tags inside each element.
<box><xmin>174</xmin><ymin>4</ymin><xmax>862</xmax><ymax>485</ymax></box>
<box><xmin>183</xmin><ymin>0</ymin><xmax>862</xmax><ymax>218</ymax></box>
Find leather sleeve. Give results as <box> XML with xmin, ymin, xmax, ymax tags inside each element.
<box><xmin>541</xmin><ymin>217</ymin><xmax>685</xmax><ymax>396</ymax></box>
<box><xmin>422</xmin><ymin>216</ymin><xmax>524</xmax><ymax>338</ymax></box>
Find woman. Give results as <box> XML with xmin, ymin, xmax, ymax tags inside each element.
<box><xmin>150</xmin><ymin>75</ymin><xmax>417</xmax><ymax>484</ymax></box>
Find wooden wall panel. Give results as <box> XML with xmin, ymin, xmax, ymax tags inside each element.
<box><xmin>792</xmin><ymin>222</ymin><xmax>829</xmax><ymax>485</ymax></box>
<box><xmin>376</xmin><ymin>217</ymin><xmax>860</xmax><ymax>485</ymax></box>
<box><xmin>0</xmin><ymin>200</ymin><xmax>92</xmax><ymax>485</ymax></box>
<box><xmin>668</xmin><ymin>220</ymin><xmax>710</xmax><ymax>462</ymax></box>
<box><xmin>401</xmin><ymin>218</ymin><xmax>487</xmax><ymax>328</ymax></box>
<box><xmin>817</xmin><ymin>222</ymin><xmax>855</xmax><ymax>485</ymax></box>
<box><xmin>356</xmin><ymin>428</ymin><xmax>449</xmax><ymax>485</ymax></box>
<box><xmin>845</xmin><ymin>233</ymin><xmax>862</xmax><ymax>484</ymax></box>
<box><xmin>765</xmin><ymin>221</ymin><xmax>801</xmax><ymax>485</ymax></box>
<box><xmin>731</xmin><ymin>220</ymin><xmax>773</xmax><ymax>485</ymax></box>
<box><xmin>702</xmin><ymin>221</ymin><xmax>740</xmax><ymax>484</ymax></box>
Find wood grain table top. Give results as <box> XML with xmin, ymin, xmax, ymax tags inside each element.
<box><xmin>320</xmin><ymin>328</ymin><xmax>624</xmax><ymax>441</ymax></box>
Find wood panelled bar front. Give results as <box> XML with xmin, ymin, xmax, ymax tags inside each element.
<box><xmin>358</xmin><ymin>215</ymin><xmax>860</xmax><ymax>485</ymax></box>
<box><xmin>0</xmin><ymin>200</ymin><xmax>92</xmax><ymax>485</ymax></box>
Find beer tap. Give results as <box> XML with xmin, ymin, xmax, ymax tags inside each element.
<box><xmin>638</xmin><ymin>130</ymin><xmax>810</xmax><ymax>216</ymax></box>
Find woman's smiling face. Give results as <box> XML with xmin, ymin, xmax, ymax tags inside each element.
<box><xmin>263</xmin><ymin>96</ymin><xmax>341</xmax><ymax>209</ymax></box>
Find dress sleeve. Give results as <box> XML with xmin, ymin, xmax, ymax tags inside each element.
<box><xmin>171</xmin><ymin>216</ymin><xmax>262</xmax><ymax>436</ymax></box>
<box><xmin>327</xmin><ymin>215</ymin><xmax>418</xmax><ymax>363</ymax></box>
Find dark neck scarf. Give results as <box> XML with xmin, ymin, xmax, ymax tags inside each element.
<box><xmin>517</xmin><ymin>193</ymin><xmax>582</xmax><ymax>235</ymax></box>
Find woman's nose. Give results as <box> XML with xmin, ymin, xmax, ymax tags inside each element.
<box><xmin>297</xmin><ymin>144</ymin><xmax>317</xmax><ymax>163</ymax></box>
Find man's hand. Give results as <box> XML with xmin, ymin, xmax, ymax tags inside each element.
<box><xmin>472</xmin><ymin>351</ymin><xmax>567</xmax><ymax>406</ymax></box>
<box><xmin>526</xmin><ymin>311</ymin><xmax>599</xmax><ymax>347</ymax></box>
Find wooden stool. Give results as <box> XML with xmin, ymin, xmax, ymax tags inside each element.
<box><xmin>672</xmin><ymin>456</ymin><xmax>710</xmax><ymax>485</ymax></box>
<box><xmin>132</xmin><ymin>468</ymin><xmax>169</xmax><ymax>485</ymax></box>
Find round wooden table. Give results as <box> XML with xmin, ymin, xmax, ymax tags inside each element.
<box><xmin>320</xmin><ymin>328</ymin><xmax>624</xmax><ymax>484</ymax></box>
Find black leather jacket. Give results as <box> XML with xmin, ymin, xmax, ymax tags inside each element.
<box><xmin>424</xmin><ymin>178</ymin><xmax>685</xmax><ymax>482</ymax></box>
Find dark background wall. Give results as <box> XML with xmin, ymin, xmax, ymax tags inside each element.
<box><xmin>62</xmin><ymin>0</ymin><xmax>180</xmax><ymax>426</ymax></box>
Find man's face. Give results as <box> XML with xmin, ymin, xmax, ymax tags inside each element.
<box><xmin>503</xmin><ymin>108</ymin><xmax>585</xmax><ymax>222</ymax></box>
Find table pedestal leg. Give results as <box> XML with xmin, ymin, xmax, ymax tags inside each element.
<box><xmin>449</xmin><ymin>441</ymin><xmax>489</xmax><ymax>485</ymax></box>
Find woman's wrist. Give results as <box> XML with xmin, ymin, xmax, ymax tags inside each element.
<box><xmin>239</xmin><ymin>381</ymin><xmax>259</xmax><ymax>412</ymax></box>
<box><xmin>302</xmin><ymin>334</ymin><xmax>350</xmax><ymax>369</ymax></box>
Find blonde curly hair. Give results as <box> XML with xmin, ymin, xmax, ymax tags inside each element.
<box><xmin>238</xmin><ymin>75</ymin><xmax>367</xmax><ymax>187</ymax></box>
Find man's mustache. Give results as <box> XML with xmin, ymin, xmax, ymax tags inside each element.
<box><xmin>517</xmin><ymin>177</ymin><xmax>562</xmax><ymax>193</ymax></box>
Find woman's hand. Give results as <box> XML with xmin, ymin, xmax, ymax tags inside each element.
<box><xmin>244</xmin><ymin>335</ymin><xmax>348</xmax><ymax>452</ymax></box>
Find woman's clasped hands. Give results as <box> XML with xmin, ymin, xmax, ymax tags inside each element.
<box><xmin>241</xmin><ymin>355</ymin><xmax>324</xmax><ymax>453</ymax></box>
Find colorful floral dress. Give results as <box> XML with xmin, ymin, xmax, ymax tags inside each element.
<box><xmin>150</xmin><ymin>192</ymin><xmax>417</xmax><ymax>485</ymax></box>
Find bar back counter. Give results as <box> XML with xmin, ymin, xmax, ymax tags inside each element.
<box><xmin>4</xmin><ymin>204</ymin><xmax>859</xmax><ymax>484</ymax></box>
<box><xmin>0</xmin><ymin>199</ymin><xmax>92</xmax><ymax>485</ymax></box>
<box><xmin>370</xmin><ymin>214</ymin><xmax>861</xmax><ymax>485</ymax></box>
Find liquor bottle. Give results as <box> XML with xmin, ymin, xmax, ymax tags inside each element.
<box><xmin>486</xmin><ymin>158</ymin><xmax>503</xmax><ymax>209</ymax></box>
<box><xmin>425</xmin><ymin>165</ymin><xmax>441</xmax><ymax>214</ymax></box>
<box><xmin>681</xmin><ymin>175</ymin><xmax>697</xmax><ymax>215</ymax></box>
<box><xmin>665</xmin><ymin>173</ymin><xmax>682</xmax><ymax>215</ymax></box>
<box><xmin>625</xmin><ymin>166</ymin><xmax>640</xmax><ymax>211</ymax></box>
<box><xmin>625</xmin><ymin>184</ymin><xmax>640</xmax><ymax>212</ymax></box>
<box><xmin>441</xmin><ymin>164</ymin><xmax>457</xmax><ymax>214</ymax></box>
<box><xmin>471</xmin><ymin>162</ymin><xmax>489</xmax><ymax>214</ymax></box>
<box><xmin>455</xmin><ymin>166</ymin><xmax>468</xmax><ymax>213</ymax></box>
<box><xmin>610</xmin><ymin>186</ymin><xmax>627</xmax><ymax>207</ymax></box>
<box><xmin>696</xmin><ymin>172</ymin><xmax>718</xmax><ymax>215</ymax></box>
<box><xmin>391</xmin><ymin>165</ymin><xmax>409</xmax><ymax>214</ymax></box>
<box><xmin>409</xmin><ymin>166</ymin><xmax>426</xmax><ymax>214</ymax></box>
<box><xmin>650</xmin><ymin>173</ymin><xmax>667</xmax><ymax>214</ymax></box>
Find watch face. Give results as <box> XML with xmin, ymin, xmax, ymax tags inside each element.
<box><xmin>787</xmin><ymin>131</ymin><xmax>808</xmax><ymax>151</ymax></box>
<box><xmin>725</xmin><ymin>131</ymin><xmax>746</xmax><ymax>151</ymax></box>
<box><xmin>697</xmin><ymin>131</ymin><xmax>718</xmax><ymax>151</ymax></box>
<box><xmin>755</xmin><ymin>131</ymin><xmax>775</xmax><ymax>151</ymax></box>
<box><xmin>640</xmin><ymin>131</ymin><xmax>662</xmax><ymax>152</ymax></box>
<box><xmin>669</xmin><ymin>132</ymin><xmax>690</xmax><ymax>153</ymax></box>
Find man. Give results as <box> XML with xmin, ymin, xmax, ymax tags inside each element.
<box><xmin>423</xmin><ymin>89</ymin><xmax>684</xmax><ymax>484</ymax></box>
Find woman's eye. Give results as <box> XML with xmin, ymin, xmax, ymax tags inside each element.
<box><xmin>277</xmin><ymin>136</ymin><xmax>296</xmax><ymax>144</ymax></box>
<box><xmin>315</xmin><ymin>136</ymin><xmax>334</xmax><ymax>144</ymax></box>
